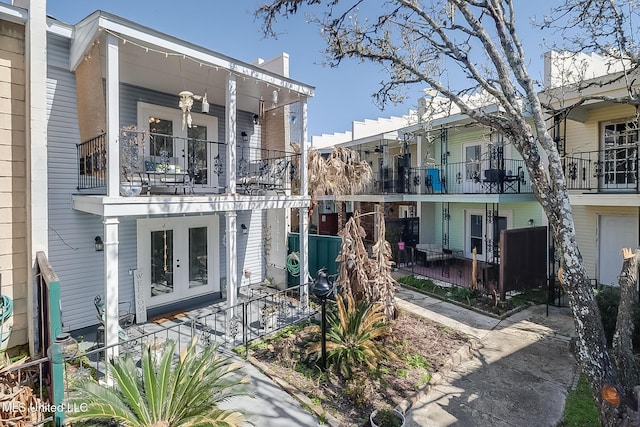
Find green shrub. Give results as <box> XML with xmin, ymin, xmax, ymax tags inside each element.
<box><xmin>594</xmin><ymin>285</ymin><xmax>640</xmax><ymax>348</ymax></box>
<box><xmin>306</xmin><ymin>293</ymin><xmax>397</xmax><ymax>379</ymax></box>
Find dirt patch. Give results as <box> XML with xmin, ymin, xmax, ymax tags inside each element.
<box><xmin>248</xmin><ymin>311</ymin><xmax>470</xmax><ymax>426</ymax></box>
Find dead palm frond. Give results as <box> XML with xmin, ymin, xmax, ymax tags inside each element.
<box><xmin>291</xmin><ymin>143</ymin><xmax>373</xmax><ymax>216</ymax></box>
<box><xmin>336</xmin><ymin>212</ymin><xmax>398</xmax><ymax>322</ymax></box>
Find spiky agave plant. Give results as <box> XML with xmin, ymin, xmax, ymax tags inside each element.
<box><xmin>307</xmin><ymin>293</ymin><xmax>396</xmax><ymax>379</ymax></box>
<box><xmin>66</xmin><ymin>338</ymin><xmax>251</xmax><ymax>427</ymax></box>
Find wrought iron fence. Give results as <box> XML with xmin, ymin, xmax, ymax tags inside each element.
<box><xmin>2</xmin><ymin>283</ymin><xmax>315</xmax><ymax>425</ymax></box>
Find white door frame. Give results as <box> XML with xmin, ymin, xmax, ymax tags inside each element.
<box><xmin>137</xmin><ymin>216</ymin><xmax>220</xmax><ymax>308</ymax></box>
<box><xmin>137</xmin><ymin>102</ymin><xmax>219</xmax><ymax>190</ymax></box>
<box><xmin>464</xmin><ymin>209</ymin><xmax>513</xmax><ymax>261</ymax></box>
<box><xmin>462</xmin><ymin>142</ymin><xmax>485</xmax><ymax>193</ymax></box>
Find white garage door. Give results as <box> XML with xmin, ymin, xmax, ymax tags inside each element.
<box><xmin>599</xmin><ymin>215</ymin><xmax>639</xmax><ymax>286</ymax></box>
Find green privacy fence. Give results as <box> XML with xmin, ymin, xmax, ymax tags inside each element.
<box><xmin>287</xmin><ymin>233</ymin><xmax>341</xmax><ymax>286</ymax></box>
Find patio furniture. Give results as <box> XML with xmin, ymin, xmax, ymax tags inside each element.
<box><xmin>482</xmin><ymin>168</ymin><xmax>521</xmax><ymax>193</ymax></box>
<box><xmin>415</xmin><ymin>243</ymin><xmax>453</xmax><ymax>265</ymax></box>
<box><xmin>94</xmin><ymin>295</ymin><xmax>134</xmax><ymax>344</ymax></box>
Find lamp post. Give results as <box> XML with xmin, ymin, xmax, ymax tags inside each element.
<box><xmin>311</xmin><ymin>268</ymin><xmax>333</xmax><ymax>371</ymax></box>
<box><xmin>47</xmin><ymin>333</ymin><xmax>79</xmax><ymax>426</ymax></box>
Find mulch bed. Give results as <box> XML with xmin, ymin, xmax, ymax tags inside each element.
<box><xmin>248</xmin><ymin>310</ymin><xmax>470</xmax><ymax>426</ymax></box>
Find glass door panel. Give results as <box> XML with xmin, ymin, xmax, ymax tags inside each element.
<box><xmin>188</xmin><ymin>226</ymin><xmax>208</xmax><ymax>288</ymax></box>
<box><xmin>149</xmin><ymin>117</ymin><xmax>174</xmax><ymax>161</ymax></box>
<box><xmin>150</xmin><ymin>229</ymin><xmax>174</xmax><ymax>297</ymax></box>
<box><xmin>188</xmin><ymin>125</ymin><xmax>208</xmax><ymax>185</ymax></box>
<box><xmin>470</xmin><ymin>214</ymin><xmax>483</xmax><ymax>256</ymax></box>
<box><xmin>464</xmin><ymin>144</ymin><xmax>483</xmax><ymax>193</ymax></box>
<box><xmin>601</xmin><ymin>122</ymin><xmax>638</xmax><ymax>188</ymax></box>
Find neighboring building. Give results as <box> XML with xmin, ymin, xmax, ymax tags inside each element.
<box><xmin>313</xmin><ymin>100</ymin><xmax>546</xmax><ymax>293</ymax></box>
<box><xmin>0</xmin><ymin>3</ymin><xmax>28</xmax><ymax>350</ymax></box>
<box><xmin>314</xmin><ymin>51</ymin><xmax>640</xmax><ymax>296</ymax></box>
<box><xmin>542</xmin><ymin>51</ymin><xmax>640</xmax><ymax>287</ymax></box>
<box><xmin>6</xmin><ymin>0</ymin><xmax>314</xmax><ymax>354</ymax></box>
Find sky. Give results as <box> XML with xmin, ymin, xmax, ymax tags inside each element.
<box><xmin>40</xmin><ymin>1</ymin><xmax>554</xmax><ymax>138</ymax></box>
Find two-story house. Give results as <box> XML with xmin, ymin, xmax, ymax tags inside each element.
<box><xmin>542</xmin><ymin>51</ymin><xmax>640</xmax><ymax>289</ymax></box>
<box><xmin>9</xmin><ymin>3</ymin><xmax>315</xmax><ymax>353</ymax></box>
<box><xmin>313</xmin><ymin>99</ymin><xmax>547</xmax><ymax>297</ymax></box>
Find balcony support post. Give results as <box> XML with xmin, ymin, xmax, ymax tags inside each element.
<box><xmin>226</xmin><ymin>74</ymin><xmax>237</xmax><ymax>194</ymax></box>
<box><xmin>106</xmin><ymin>33</ymin><xmax>120</xmax><ymax>198</ymax></box>
<box><xmin>299</xmin><ymin>98</ymin><xmax>310</xmax><ymax>307</ymax></box>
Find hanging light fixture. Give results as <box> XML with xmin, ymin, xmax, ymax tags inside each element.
<box><xmin>201</xmin><ymin>92</ymin><xmax>209</xmax><ymax>114</ymax></box>
<box><xmin>179</xmin><ymin>90</ymin><xmax>194</xmax><ymax>129</ymax></box>
<box><xmin>179</xmin><ymin>90</ymin><xmax>211</xmax><ymax>128</ymax></box>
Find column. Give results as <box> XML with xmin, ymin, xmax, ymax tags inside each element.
<box><xmin>103</xmin><ymin>217</ymin><xmax>119</xmax><ymax>360</ymax></box>
<box><xmin>299</xmin><ymin>98</ymin><xmax>309</xmax><ymax>307</ymax></box>
<box><xmin>226</xmin><ymin>74</ymin><xmax>237</xmax><ymax>194</ymax></box>
<box><xmin>225</xmin><ymin>211</ymin><xmax>237</xmax><ymax>309</ymax></box>
<box><xmin>106</xmin><ymin>33</ymin><xmax>120</xmax><ymax>198</ymax></box>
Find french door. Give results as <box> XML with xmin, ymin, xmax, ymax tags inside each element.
<box><xmin>138</xmin><ymin>103</ymin><xmax>219</xmax><ymax>191</ymax></box>
<box><xmin>465</xmin><ymin>210</ymin><xmax>511</xmax><ymax>261</ymax></box>
<box><xmin>463</xmin><ymin>143</ymin><xmax>484</xmax><ymax>193</ymax></box>
<box><xmin>137</xmin><ymin>217</ymin><xmax>220</xmax><ymax>307</ymax></box>
<box><xmin>600</xmin><ymin>121</ymin><xmax>638</xmax><ymax>189</ymax></box>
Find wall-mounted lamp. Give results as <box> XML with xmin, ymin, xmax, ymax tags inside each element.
<box><xmin>94</xmin><ymin>236</ymin><xmax>104</xmax><ymax>252</ymax></box>
<box><xmin>241</xmin><ymin>131</ymin><xmax>248</xmax><ymax>144</ymax></box>
<box><xmin>241</xmin><ymin>224</ymin><xmax>248</xmax><ymax>234</ymax></box>
<box><xmin>253</xmin><ymin>114</ymin><xmax>259</xmax><ymax>125</ymax></box>
<box><xmin>527</xmin><ymin>219</ymin><xmax>535</xmax><ymax>227</ymax></box>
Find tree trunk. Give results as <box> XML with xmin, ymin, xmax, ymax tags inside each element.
<box><xmin>614</xmin><ymin>250</ymin><xmax>640</xmax><ymax>396</ymax></box>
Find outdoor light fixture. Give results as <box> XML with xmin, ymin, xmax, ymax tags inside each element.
<box><xmin>528</xmin><ymin>218</ymin><xmax>535</xmax><ymax>227</ymax></box>
<box><xmin>253</xmin><ymin>114</ymin><xmax>259</xmax><ymax>125</ymax></box>
<box><xmin>311</xmin><ymin>268</ymin><xmax>334</xmax><ymax>371</ymax></box>
<box><xmin>241</xmin><ymin>223</ymin><xmax>248</xmax><ymax>234</ymax></box>
<box><xmin>201</xmin><ymin>92</ymin><xmax>209</xmax><ymax>113</ymax></box>
<box><xmin>241</xmin><ymin>131</ymin><xmax>249</xmax><ymax>144</ymax></box>
<box><xmin>47</xmin><ymin>333</ymin><xmax>79</xmax><ymax>364</ymax></box>
<box><xmin>94</xmin><ymin>236</ymin><xmax>104</xmax><ymax>252</ymax></box>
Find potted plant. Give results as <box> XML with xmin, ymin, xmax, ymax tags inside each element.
<box><xmin>370</xmin><ymin>408</ymin><xmax>405</xmax><ymax>427</ymax></box>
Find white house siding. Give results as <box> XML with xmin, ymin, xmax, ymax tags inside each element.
<box><xmin>571</xmin><ymin>205</ymin><xmax>637</xmax><ymax>282</ymax></box>
<box><xmin>433</xmin><ymin>201</ymin><xmax>543</xmax><ymax>257</ymax></box>
<box><xmin>47</xmin><ymin>34</ymin><xmax>108</xmax><ymax>331</ymax></box>
<box><xmin>564</xmin><ymin>104</ymin><xmax>636</xmax><ymax>155</ymax></box>
<box><xmin>236</xmin><ymin>210</ymin><xmax>265</xmax><ymax>287</ymax></box>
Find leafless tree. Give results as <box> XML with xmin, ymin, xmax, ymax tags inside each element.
<box><xmin>259</xmin><ymin>1</ymin><xmax>640</xmax><ymax>424</ymax></box>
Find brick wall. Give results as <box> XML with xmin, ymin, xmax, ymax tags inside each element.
<box><xmin>0</xmin><ymin>19</ymin><xmax>27</xmax><ymax>349</ymax></box>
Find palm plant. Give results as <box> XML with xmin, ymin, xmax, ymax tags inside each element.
<box><xmin>307</xmin><ymin>293</ymin><xmax>396</xmax><ymax>378</ymax></box>
<box><xmin>66</xmin><ymin>338</ymin><xmax>250</xmax><ymax>427</ymax></box>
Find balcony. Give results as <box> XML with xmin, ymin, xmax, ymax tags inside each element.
<box><xmin>563</xmin><ymin>147</ymin><xmax>639</xmax><ymax>193</ymax></box>
<box><xmin>77</xmin><ymin>130</ymin><xmax>300</xmax><ymax>196</ymax></box>
<box><xmin>366</xmin><ymin>159</ymin><xmax>532</xmax><ymax>195</ymax></box>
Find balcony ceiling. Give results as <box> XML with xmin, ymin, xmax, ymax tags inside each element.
<box><xmin>71</xmin><ymin>11</ymin><xmax>314</xmax><ymax>115</ymax></box>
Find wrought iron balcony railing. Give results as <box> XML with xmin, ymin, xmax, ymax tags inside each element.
<box><xmin>562</xmin><ymin>147</ymin><xmax>639</xmax><ymax>192</ymax></box>
<box><xmin>77</xmin><ymin>130</ymin><xmax>300</xmax><ymax>196</ymax></box>
<box><xmin>362</xmin><ymin>158</ymin><xmax>531</xmax><ymax>195</ymax></box>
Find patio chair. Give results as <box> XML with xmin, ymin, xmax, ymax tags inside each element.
<box><xmin>94</xmin><ymin>295</ymin><xmax>134</xmax><ymax>343</ymax></box>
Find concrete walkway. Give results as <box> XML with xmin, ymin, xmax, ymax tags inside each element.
<box><xmin>395</xmin><ymin>287</ymin><xmax>578</xmax><ymax>427</ymax></box>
